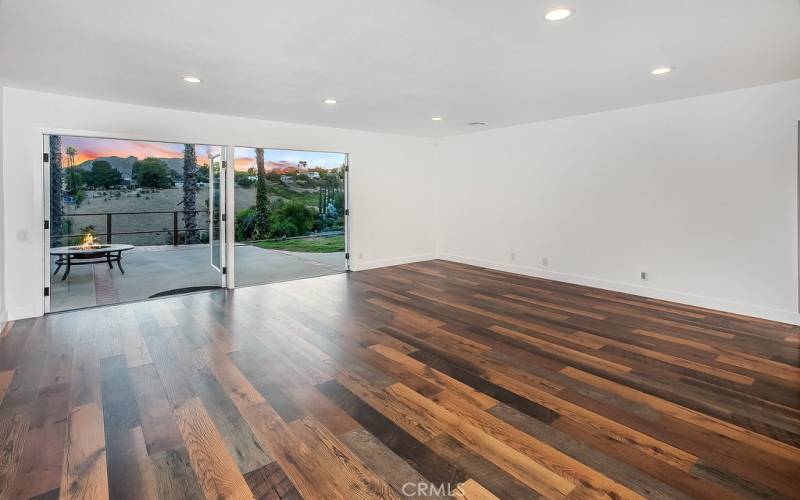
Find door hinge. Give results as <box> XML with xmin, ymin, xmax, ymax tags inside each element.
<box><xmin>222</xmin><ymin>266</ymin><xmax>227</xmax><ymax>275</ymax></box>
<box><xmin>43</xmin><ymin>152</ymin><xmax>49</xmax><ymax>163</ymax></box>
<box><xmin>44</xmin><ymin>287</ymin><xmax>50</xmax><ymax>297</ymax></box>
<box><xmin>345</xmin><ymin>209</ymin><xmax>350</xmax><ymax>216</ymax></box>
<box><xmin>344</xmin><ymin>165</ymin><xmax>349</xmax><ymax>172</ymax></box>
<box><xmin>222</xmin><ymin>160</ymin><xmax>228</xmax><ymax>169</ymax></box>
<box><xmin>44</xmin><ymin>220</ymin><xmax>50</xmax><ymax>230</ymax></box>
<box><xmin>221</xmin><ymin>213</ymin><xmax>226</xmax><ymax>222</ymax></box>
<box><xmin>345</xmin><ymin>253</ymin><xmax>350</xmax><ymax>260</ymax></box>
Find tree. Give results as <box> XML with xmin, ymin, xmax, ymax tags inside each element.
<box><xmin>272</xmin><ymin>201</ymin><xmax>314</xmax><ymax>236</ymax></box>
<box><xmin>66</xmin><ymin>168</ymin><xmax>85</xmax><ymax>191</ymax></box>
<box><xmin>253</xmin><ymin>148</ymin><xmax>270</xmax><ymax>238</ymax></box>
<box><xmin>182</xmin><ymin>144</ymin><xmax>200</xmax><ymax>244</ymax></box>
<box><xmin>49</xmin><ymin>135</ymin><xmax>65</xmax><ymax>237</ymax></box>
<box><xmin>133</xmin><ymin>157</ymin><xmax>172</xmax><ymax>188</ymax></box>
<box><xmin>65</xmin><ymin>146</ymin><xmax>78</xmax><ymax>168</ymax></box>
<box><xmin>197</xmin><ymin>165</ymin><xmax>210</xmax><ymax>183</ymax></box>
<box><xmin>334</xmin><ymin>191</ymin><xmax>345</xmax><ymax>214</ymax></box>
<box><xmin>86</xmin><ymin>160</ymin><xmax>123</xmax><ymax>188</ymax></box>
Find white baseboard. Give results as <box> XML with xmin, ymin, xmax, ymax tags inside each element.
<box><xmin>438</xmin><ymin>253</ymin><xmax>800</xmax><ymax>326</ymax></box>
<box><xmin>352</xmin><ymin>253</ymin><xmax>437</xmax><ymax>272</ymax></box>
<box><xmin>8</xmin><ymin>304</ymin><xmax>42</xmax><ymax>321</ymax></box>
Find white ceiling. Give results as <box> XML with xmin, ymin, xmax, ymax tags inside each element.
<box><xmin>1</xmin><ymin>0</ymin><xmax>799</xmax><ymax>137</ymax></box>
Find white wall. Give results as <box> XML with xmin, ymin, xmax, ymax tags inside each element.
<box><xmin>437</xmin><ymin>80</ymin><xmax>800</xmax><ymax>324</ymax></box>
<box><xmin>1</xmin><ymin>88</ymin><xmax>437</xmax><ymax>320</ymax></box>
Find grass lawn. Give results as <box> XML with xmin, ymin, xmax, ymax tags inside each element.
<box><xmin>255</xmin><ymin>235</ymin><xmax>345</xmax><ymax>253</ymax></box>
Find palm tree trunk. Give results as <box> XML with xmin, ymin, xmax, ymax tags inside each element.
<box><xmin>255</xmin><ymin>148</ymin><xmax>267</xmax><ymax>207</ymax></box>
<box><xmin>49</xmin><ymin>135</ymin><xmax>65</xmax><ymax>239</ymax></box>
<box><xmin>182</xmin><ymin>144</ymin><xmax>199</xmax><ymax>244</ymax></box>
<box><xmin>254</xmin><ymin>148</ymin><xmax>270</xmax><ymax>237</ymax></box>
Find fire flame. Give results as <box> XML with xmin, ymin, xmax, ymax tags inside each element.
<box><xmin>78</xmin><ymin>231</ymin><xmax>100</xmax><ymax>250</ymax></box>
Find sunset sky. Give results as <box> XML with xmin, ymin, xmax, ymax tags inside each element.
<box><xmin>60</xmin><ymin>136</ymin><xmax>346</xmax><ymax>171</ymax></box>
<box><xmin>233</xmin><ymin>148</ymin><xmax>346</xmax><ymax>172</ymax></box>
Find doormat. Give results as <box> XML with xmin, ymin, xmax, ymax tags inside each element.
<box><xmin>149</xmin><ymin>286</ymin><xmax>222</xmax><ymax>298</ymax></box>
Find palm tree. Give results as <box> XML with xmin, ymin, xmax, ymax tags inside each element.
<box><xmin>65</xmin><ymin>146</ymin><xmax>77</xmax><ymax>168</ymax></box>
<box><xmin>254</xmin><ymin>147</ymin><xmax>270</xmax><ymax>238</ymax></box>
<box><xmin>64</xmin><ymin>146</ymin><xmax>78</xmax><ymax>192</ymax></box>
<box><xmin>49</xmin><ymin>136</ymin><xmax>65</xmax><ymax>238</ymax></box>
<box><xmin>182</xmin><ymin>144</ymin><xmax>200</xmax><ymax>244</ymax></box>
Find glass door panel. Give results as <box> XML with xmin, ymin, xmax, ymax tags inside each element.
<box><xmin>209</xmin><ymin>147</ymin><xmax>226</xmax><ymax>279</ymax></box>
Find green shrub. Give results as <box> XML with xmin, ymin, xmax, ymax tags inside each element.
<box><xmin>271</xmin><ymin>201</ymin><xmax>314</xmax><ymax>236</ymax></box>
<box><xmin>235</xmin><ymin>206</ymin><xmax>270</xmax><ymax>241</ymax></box>
<box><xmin>270</xmin><ymin>219</ymin><xmax>299</xmax><ymax>238</ymax></box>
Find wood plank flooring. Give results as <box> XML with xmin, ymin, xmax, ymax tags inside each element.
<box><xmin>1</xmin><ymin>259</ymin><xmax>799</xmax><ymax>499</ymax></box>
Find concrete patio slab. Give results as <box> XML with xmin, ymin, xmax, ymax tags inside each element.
<box><xmin>50</xmin><ymin>244</ymin><xmax>346</xmax><ymax>312</ymax></box>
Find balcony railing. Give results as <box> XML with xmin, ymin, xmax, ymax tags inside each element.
<box><xmin>53</xmin><ymin>210</ymin><xmax>211</xmax><ymax>246</ymax></box>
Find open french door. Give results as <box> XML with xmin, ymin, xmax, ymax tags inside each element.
<box><xmin>208</xmin><ymin>146</ymin><xmax>227</xmax><ymax>286</ymax></box>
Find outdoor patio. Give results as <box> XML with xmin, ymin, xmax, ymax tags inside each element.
<box><xmin>49</xmin><ymin>243</ymin><xmax>346</xmax><ymax>312</ymax></box>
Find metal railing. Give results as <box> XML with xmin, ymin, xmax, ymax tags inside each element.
<box><xmin>54</xmin><ymin>210</ymin><xmax>211</xmax><ymax>246</ymax></box>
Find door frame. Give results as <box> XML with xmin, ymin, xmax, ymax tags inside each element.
<box><xmin>37</xmin><ymin>128</ymin><xmax>352</xmax><ymax>314</ymax></box>
<box><xmin>38</xmin><ymin>128</ymin><xmax>232</xmax><ymax>314</ymax></box>
<box><xmin>227</xmin><ymin>145</ymin><xmax>351</xmax><ymax>288</ymax></box>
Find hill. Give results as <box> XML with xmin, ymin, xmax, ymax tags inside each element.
<box><xmin>75</xmin><ymin>156</ymin><xmax>185</xmax><ymax>178</ymax></box>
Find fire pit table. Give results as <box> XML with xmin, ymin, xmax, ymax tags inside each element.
<box><xmin>50</xmin><ymin>244</ymin><xmax>134</xmax><ymax>280</ymax></box>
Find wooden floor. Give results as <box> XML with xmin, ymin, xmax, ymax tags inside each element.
<box><xmin>1</xmin><ymin>260</ymin><xmax>799</xmax><ymax>499</ymax></box>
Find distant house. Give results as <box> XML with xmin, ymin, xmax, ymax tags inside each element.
<box><xmin>307</xmin><ymin>172</ymin><xmax>320</xmax><ymax>180</ymax></box>
<box><xmin>247</xmin><ymin>175</ymin><xmax>257</xmax><ymax>182</ymax></box>
<box><xmin>280</xmin><ymin>175</ymin><xmax>294</xmax><ymax>184</ymax></box>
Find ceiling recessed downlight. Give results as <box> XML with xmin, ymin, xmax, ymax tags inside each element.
<box><xmin>323</xmin><ymin>98</ymin><xmax>338</xmax><ymax>105</ymax></box>
<box><xmin>182</xmin><ymin>76</ymin><xmax>202</xmax><ymax>84</ymax></box>
<box><xmin>651</xmin><ymin>67</ymin><xmax>673</xmax><ymax>76</ymax></box>
<box><xmin>545</xmin><ymin>8</ymin><xmax>572</xmax><ymax>21</ymax></box>
<box><xmin>431</xmin><ymin>116</ymin><xmax>443</xmax><ymax>121</ymax></box>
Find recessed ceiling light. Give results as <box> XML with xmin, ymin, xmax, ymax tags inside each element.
<box><xmin>323</xmin><ymin>98</ymin><xmax>338</xmax><ymax>105</ymax></box>
<box><xmin>651</xmin><ymin>67</ymin><xmax>673</xmax><ymax>76</ymax></box>
<box><xmin>182</xmin><ymin>76</ymin><xmax>202</xmax><ymax>84</ymax></box>
<box><xmin>545</xmin><ymin>8</ymin><xmax>572</xmax><ymax>21</ymax></box>
<box><xmin>432</xmin><ymin>116</ymin><xmax>443</xmax><ymax>121</ymax></box>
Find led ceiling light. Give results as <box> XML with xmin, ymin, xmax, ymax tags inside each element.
<box><xmin>651</xmin><ymin>67</ymin><xmax>673</xmax><ymax>76</ymax></box>
<box><xmin>545</xmin><ymin>8</ymin><xmax>572</xmax><ymax>21</ymax></box>
<box><xmin>323</xmin><ymin>98</ymin><xmax>338</xmax><ymax>104</ymax></box>
<box><xmin>182</xmin><ymin>76</ymin><xmax>202</xmax><ymax>83</ymax></box>
<box><xmin>431</xmin><ymin>116</ymin><xmax>443</xmax><ymax>121</ymax></box>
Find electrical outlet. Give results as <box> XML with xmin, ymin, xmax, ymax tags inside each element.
<box><xmin>542</xmin><ymin>257</ymin><xmax>549</xmax><ymax>267</ymax></box>
<box><xmin>640</xmin><ymin>271</ymin><xmax>648</xmax><ymax>280</ymax></box>
<box><xmin>510</xmin><ymin>252</ymin><xmax>516</xmax><ymax>262</ymax></box>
